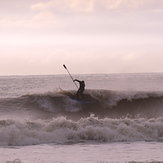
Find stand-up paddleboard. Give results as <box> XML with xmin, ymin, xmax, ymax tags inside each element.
<box><xmin>59</xmin><ymin>89</ymin><xmax>97</xmax><ymax>104</ymax></box>
<box><xmin>70</xmin><ymin>97</ymin><xmax>97</xmax><ymax>104</ymax></box>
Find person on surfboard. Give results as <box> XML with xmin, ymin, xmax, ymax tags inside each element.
<box><xmin>73</xmin><ymin>79</ymin><xmax>85</xmax><ymax>99</ymax></box>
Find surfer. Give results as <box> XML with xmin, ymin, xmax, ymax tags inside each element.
<box><xmin>73</xmin><ymin>79</ymin><xmax>85</xmax><ymax>99</ymax></box>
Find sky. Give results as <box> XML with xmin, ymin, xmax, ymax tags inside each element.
<box><xmin>0</xmin><ymin>0</ymin><xmax>163</xmax><ymax>75</ymax></box>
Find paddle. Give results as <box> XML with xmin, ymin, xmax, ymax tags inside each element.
<box><xmin>63</xmin><ymin>64</ymin><xmax>78</xmax><ymax>89</ymax></box>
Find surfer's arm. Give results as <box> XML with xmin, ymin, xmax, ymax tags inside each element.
<box><xmin>73</xmin><ymin>79</ymin><xmax>80</xmax><ymax>83</ymax></box>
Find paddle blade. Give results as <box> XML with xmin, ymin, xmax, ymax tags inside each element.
<box><xmin>63</xmin><ymin>64</ymin><xmax>67</xmax><ymax>69</ymax></box>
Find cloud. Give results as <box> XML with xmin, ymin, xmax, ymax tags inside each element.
<box><xmin>31</xmin><ymin>0</ymin><xmax>94</xmax><ymax>13</ymax></box>
<box><xmin>31</xmin><ymin>0</ymin><xmax>163</xmax><ymax>14</ymax></box>
<box><xmin>0</xmin><ymin>12</ymin><xmax>60</xmax><ymax>29</ymax></box>
<box><xmin>97</xmin><ymin>0</ymin><xmax>163</xmax><ymax>10</ymax></box>
<box><xmin>30</xmin><ymin>11</ymin><xmax>61</xmax><ymax>28</ymax></box>
<box><xmin>123</xmin><ymin>52</ymin><xmax>143</xmax><ymax>61</ymax></box>
<box><xmin>1</xmin><ymin>0</ymin><xmax>163</xmax><ymax>29</ymax></box>
<box><xmin>97</xmin><ymin>0</ymin><xmax>144</xmax><ymax>10</ymax></box>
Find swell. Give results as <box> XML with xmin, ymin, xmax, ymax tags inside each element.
<box><xmin>0</xmin><ymin>89</ymin><xmax>163</xmax><ymax>119</ymax></box>
<box><xmin>0</xmin><ymin>115</ymin><xmax>163</xmax><ymax>146</ymax></box>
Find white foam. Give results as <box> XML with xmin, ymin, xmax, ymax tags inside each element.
<box><xmin>0</xmin><ymin>116</ymin><xmax>163</xmax><ymax>146</ymax></box>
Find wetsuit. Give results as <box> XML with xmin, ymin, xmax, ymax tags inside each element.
<box><xmin>74</xmin><ymin>79</ymin><xmax>85</xmax><ymax>99</ymax></box>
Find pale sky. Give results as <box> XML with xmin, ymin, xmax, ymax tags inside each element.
<box><xmin>0</xmin><ymin>0</ymin><xmax>163</xmax><ymax>75</ymax></box>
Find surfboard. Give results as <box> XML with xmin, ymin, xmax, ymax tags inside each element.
<box><xmin>70</xmin><ymin>98</ymin><xmax>97</xmax><ymax>104</ymax></box>
<box><xmin>59</xmin><ymin>89</ymin><xmax>97</xmax><ymax>103</ymax></box>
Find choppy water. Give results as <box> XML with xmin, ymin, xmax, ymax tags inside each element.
<box><xmin>0</xmin><ymin>73</ymin><xmax>163</xmax><ymax>162</ymax></box>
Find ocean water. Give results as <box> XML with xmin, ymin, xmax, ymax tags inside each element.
<box><xmin>0</xmin><ymin>73</ymin><xmax>163</xmax><ymax>163</ymax></box>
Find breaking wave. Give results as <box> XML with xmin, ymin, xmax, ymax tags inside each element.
<box><xmin>0</xmin><ymin>89</ymin><xmax>163</xmax><ymax>146</ymax></box>
<box><xmin>0</xmin><ymin>115</ymin><xmax>163</xmax><ymax>146</ymax></box>
<box><xmin>0</xmin><ymin>89</ymin><xmax>163</xmax><ymax>119</ymax></box>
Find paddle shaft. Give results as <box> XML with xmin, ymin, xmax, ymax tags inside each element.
<box><xmin>63</xmin><ymin>64</ymin><xmax>78</xmax><ymax>89</ymax></box>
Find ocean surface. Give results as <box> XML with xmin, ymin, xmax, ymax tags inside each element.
<box><xmin>0</xmin><ymin>73</ymin><xmax>163</xmax><ymax>163</ymax></box>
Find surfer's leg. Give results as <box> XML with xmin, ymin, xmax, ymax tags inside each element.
<box><xmin>81</xmin><ymin>93</ymin><xmax>84</xmax><ymax>99</ymax></box>
<box><xmin>76</xmin><ymin>90</ymin><xmax>79</xmax><ymax>99</ymax></box>
<box><xmin>80</xmin><ymin>90</ymin><xmax>84</xmax><ymax>99</ymax></box>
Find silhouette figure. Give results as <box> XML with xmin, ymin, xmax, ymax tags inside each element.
<box><xmin>73</xmin><ymin>79</ymin><xmax>85</xmax><ymax>99</ymax></box>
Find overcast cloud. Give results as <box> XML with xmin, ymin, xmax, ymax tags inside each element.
<box><xmin>0</xmin><ymin>0</ymin><xmax>163</xmax><ymax>75</ymax></box>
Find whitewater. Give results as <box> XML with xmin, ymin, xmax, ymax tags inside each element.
<box><xmin>0</xmin><ymin>73</ymin><xmax>163</xmax><ymax>163</ymax></box>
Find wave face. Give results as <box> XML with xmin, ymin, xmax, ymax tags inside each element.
<box><xmin>0</xmin><ymin>115</ymin><xmax>163</xmax><ymax>146</ymax></box>
<box><xmin>1</xmin><ymin>89</ymin><xmax>163</xmax><ymax>119</ymax></box>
